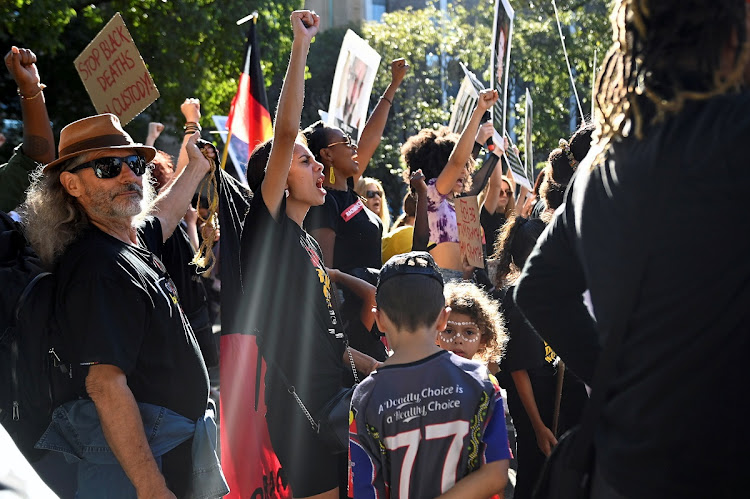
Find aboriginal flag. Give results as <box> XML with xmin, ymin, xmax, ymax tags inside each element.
<box><xmin>224</xmin><ymin>17</ymin><xmax>273</xmax><ymax>177</ymax></box>
<box><xmin>219</xmin><ymin>18</ymin><xmax>289</xmax><ymax>499</ymax></box>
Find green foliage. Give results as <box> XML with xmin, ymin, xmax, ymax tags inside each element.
<box><xmin>509</xmin><ymin>0</ymin><xmax>611</xmax><ymax>174</ymax></box>
<box><xmin>0</xmin><ymin>0</ymin><xmax>611</xmax><ymax>203</ymax></box>
<box><xmin>0</xmin><ymin>0</ymin><xmax>302</xmax><ymax>146</ymax></box>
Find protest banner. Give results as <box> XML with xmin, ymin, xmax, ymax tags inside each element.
<box><xmin>456</xmin><ymin>195</ymin><xmax>484</xmax><ymax>269</ymax></box>
<box><xmin>525</xmin><ymin>88</ymin><xmax>534</xmax><ymax>180</ymax></box>
<box><xmin>212</xmin><ymin>115</ymin><xmax>249</xmax><ymax>186</ymax></box>
<box><xmin>459</xmin><ymin>62</ymin><xmax>504</xmax><ymax>157</ymax></box>
<box><xmin>74</xmin><ymin>13</ymin><xmax>159</xmax><ymax>125</ymax></box>
<box><xmin>327</xmin><ymin>30</ymin><xmax>381</xmax><ymax>140</ymax></box>
<box><xmin>491</xmin><ymin>0</ymin><xmax>514</xmax><ymax>137</ymax></box>
<box><xmin>503</xmin><ymin>130</ymin><xmax>531</xmax><ymax>190</ymax></box>
<box><xmin>449</xmin><ymin>76</ymin><xmax>479</xmax><ymax>134</ymax></box>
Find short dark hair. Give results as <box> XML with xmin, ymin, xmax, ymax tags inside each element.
<box><xmin>301</xmin><ymin>120</ymin><xmax>334</xmax><ymax>163</ymax></box>
<box><xmin>377</xmin><ymin>274</ymin><xmax>445</xmax><ymax>332</ymax></box>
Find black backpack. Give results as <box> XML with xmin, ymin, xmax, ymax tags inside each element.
<box><xmin>0</xmin><ymin>211</ymin><xmax>74</xmax><ymax>461</ymax></box>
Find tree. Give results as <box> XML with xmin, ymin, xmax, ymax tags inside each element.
<box><xmin>0</xmin><ymin>0</ymin><xmax>302</xmax><ymax>161</ymax></box>
<box><xmin>302</xmin><ymin>0</ymin><xmax>610</xmax><ymax>214</ymax></box>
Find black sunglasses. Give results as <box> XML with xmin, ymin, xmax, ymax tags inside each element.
<box><xmin>365</xmin><ymin>190</ymin><xmax>382</xmax><ymax>199</ymax></box>
<box><xmin>68</xmin><ymin>155</ymin><xmax>149</xmax><ymax>179</ymax></box>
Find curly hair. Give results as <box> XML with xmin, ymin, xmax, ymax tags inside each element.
<box><xmin>595</xmin><ymin>0</ymin><xmax>749</xmax><ymax>153</ymax></box>
<box><xmin>444</xmin><ymin>281</ymin><xmax>507</xmax><ymax>364</ymax></box>
<box><xmin>21</xmin><ymin>157</ymin><xmax>155</xmax><ymax>268</ymax></box>
<box><xmin>401</xmin><ymin>127</ymin><xmax>475</xmax><ymax>192</ymax></box>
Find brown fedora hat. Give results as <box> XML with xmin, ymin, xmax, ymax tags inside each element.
<box><xmin>44</xmin><ymin>113</ymin><xmax>156</xmax><ymax>173</ymax></box>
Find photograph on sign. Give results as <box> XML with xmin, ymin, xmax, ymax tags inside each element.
<box><xmin>449</xmin><ymin>76</ymin><xmax>480</xmax><ymax>134</ymax></box>
<box><xmin>525</xmin><ymin>88</ymin><xmax>534</xmax><ymax>180</ymax></box>
<box><xmin>212</xmin><ymin>115</ymin><xmax>249</xmax><ymax>186</ymax></box>
<box><xmin>327</xmin><ymin>30</ymin><xmax>381</xmax><ymax>140</ymax></box>
<box><xmin>456</xmin><ymin>196</ymin><xmax>485</xmax><ymax>269</ymax></box>
<box><xmin>490</xmin><ymin>0</ymin><xmax>514</xmax><ymax>136</ymax></box>
<box><xmin>74</xmin><ymin>13</ymin><xmax>159</xmax><ymax>125</ymax></box>
<box><xmin>503</xmin><ymin>131</ymin><xmax>531</xmax><ymax>190</ymax></box>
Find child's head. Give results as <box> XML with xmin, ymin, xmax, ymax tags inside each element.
<box><xmin>440</xmin><ymin>282</ymin><xmax>507</xmax><ymax>364</ymax></box>
<box><xmin>376</xmin><ymin>252</ymin><xmax>446</xmax><ymax>332</ymax></box>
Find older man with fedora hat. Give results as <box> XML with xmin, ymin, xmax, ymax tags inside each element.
<box><xmin>23</xmin><ymin>113</ymin><xmax>226</xmax><ymax>498</ymax></box>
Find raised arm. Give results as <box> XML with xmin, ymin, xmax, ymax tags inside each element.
<box><xmin>5</xmin><ymin>46</ymin><xmax>54</xmax><ymax>165</ymax></box>
<box><xmin>261</xmin><ymin>10</ymin><xmax>319</xmax><ymax>220</ymax></box>
<box><xmin>435</xmin><ymin>89</ymin><xmax>498</xmax><ymax>196</ymax></box>
<box><xmin>152</xmin><ymin>133</ymin><xmax>211</xmax><ymax>242</ymax></box>
<box><xmin>176</xmin><ymin>99</ymin><xmax>202</xmax><ymax>174</ymax></box>
<box><xmin>145</xmin><ymin>122</ymin><xmax>165</xmax><ymax>148</ymax></box>
<box><xmin>410</xmin><ymin>169</ymin><xmax>429</xmax><ymax>252</ymax></box>
<box><xmin>353</xmin><ymin>58</ymin><xmax>409</xmax><ymax>182</ymax></box>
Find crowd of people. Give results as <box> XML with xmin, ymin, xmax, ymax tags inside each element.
<box><xmin>1</xmin><ymin>1</ymin><xmax>749</xmax><ymax>498</ymax></box>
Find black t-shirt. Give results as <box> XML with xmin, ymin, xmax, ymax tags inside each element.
<box><xmin>499</xmin><ymin>287</ymin><xmax>553</xmax><ymax>376</ymax></box>
<box><xmin>240</xmin><ymin>190</ymin><xmax>346</xmax><ymax>412</ymax></box>
<box><xmin>515</xmin><ymin>94</ymin><xmax>750</xmax><ymax>497</ymax></box>
<box><xmin>305</xmin><ymin>178</ymin><xmax>382</xmax><ymax>271</ymax></box>
<box><xmin>56</xmin><ymin>218</ymin><xmax>209</xmax><ymax>421</ymax></box>
<box><xmin>161</xmin><ymin>223</ymin><xmax>208</xmax><ymax>319</ymax></box>
<box><xmin>480</xmin><ymin>207</ymin><xmax>506</xmax><ymax>257</ymax></box>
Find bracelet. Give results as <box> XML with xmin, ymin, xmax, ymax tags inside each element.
<box><xmin>183</xmin><ymin>121</ymin><xmax>201</xmax><ymax>132</ymax></box>
<box><xmin>379</xmin><ymin>95</ymin><xmax>393</xmax><ymax>106</ymax></box>
<box><xmin>17</xmin><ymin>84</ymin><xmax>46</xmax><ymax>101</ymax></box>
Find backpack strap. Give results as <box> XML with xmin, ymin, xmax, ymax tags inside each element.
<box><xmin>14</xmin><ymin>272</ymin><xmax>52</xmax><ymax>323</ymax></box>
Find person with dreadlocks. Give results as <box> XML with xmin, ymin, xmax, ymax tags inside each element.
<box><xmin>514</xmin><ymin>1</ymin><xmax>750</xmax><ymax>497</ymax></box>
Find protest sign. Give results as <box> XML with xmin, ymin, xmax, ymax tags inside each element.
<box><xmin>327</xmin><ymin>30</ymin><xmax>381</xmax><ymax>140</ymax></box>
<box><xmin>212</xmin><ymin>115</ymin><xmax>249</xmax><ymax>186</ymax></box>
<box><xmin>525</xmin><ymin>88</ymin><xmax>534</xmax><ymax>180</ymax></box>
<box><xmin>449</xmin><ymin>76</ymin><xmax>479</xmax><ymax>134</ymax></box>
<box><xmin>503</xmin><ymin>131</ymin><xmax>531</xmax><ymax>190</ymax></box>
<box><xmin>456</xmin><ymin>195</ymin><xmax>484</xmax><ymax>269</ymax></box>
<box><xmin>459</xmin><ymin>62</ymin><xmax>505</xmax><ymax>157</ymax></box>
<box><xmin>74</xmin><ymin>13</ymin><xmax>159</xmax><ymax>125</ymax></box>
<box><xmin>490</xmin><ymin>0</ymin><xmax>514</xmax><ymax>137</ymax></box>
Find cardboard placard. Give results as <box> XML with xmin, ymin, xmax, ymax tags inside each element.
<box><xmin>503</xmin><ymin>131</ymin><xmax>531</xmax><ymax>190</ymax></box>
<box><xmin>74</xmin><ymin>13</ymin><xmax>159</xmax><ymax>125</ymax></box>
<box><xmin>456</xmin><ymin>196</ymin><xmax>484</xmax><ymax>269</ymax></box>
<box><xmin>327</xmin><ymin>30</ymin><xmax>381</xmax><ymax>140</ymax></box>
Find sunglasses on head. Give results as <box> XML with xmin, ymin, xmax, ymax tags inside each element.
<box><xmin>365</xmin><ymin>190</ymin><xmax>382</xmax><ymax>199</ymax></box>
<box><xmin>68</xmin><ymin>155</ymin><xmax>149</xmax><ymax>179</ymax></box>
<box><xmin>326</xmin><ymin>134</ymin><xmax>357</xmax><ymax>149</ymax></box>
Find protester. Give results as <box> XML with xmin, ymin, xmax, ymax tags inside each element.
<box><xmin>304</xmin><ymin>58</ymin><xmax>408</xmax><ymax>271</ymax></box>
<box><xmin>515</xmin><ymin>1</ymin><xmax>750</xmax><ymax>496</ymax></box>
<box><xmin>238</xmin><ymin>11</ymin><xmax>380</xmax><ymax>499</ymax></box>
<box><xmin>381</xmin><ymin>190</ymin><xmax>416</xmax><ymax>263</ymax></box>
<box><xmin>150</xmin><ymin>147</ymin><xmax>218</xmax><ymax>369</ymax></box>
<box><xmin>354</xmin><ymin>175</ymin><xmax>391</xmax><ymax>233</ymax></box>
<box><xmin>438</xmin><ymin>281</ymin><xmax>506</xmax><ymax>365</ymax></box>
<box><xmin>479</xmin><ymin>170</ymin><xmax>516</xmax><ymax>258</ymax></box>
<box><xmin>0</xmin><ymin>46</ymin><xmax>54</xmax><ymax>212</ymax></box>
<box><xmin>350</xmin><ymin>251</ymin><xmax>510</xmax><ymax>498</ymax></box>
<box><xmin>493</xmin><ymin>209</ymin><xmax>587</xmax><ymax>499</ymax></box>
<box><xmin>400</xmin><ymin>89</ymin><xmax>499</xmax><ymax>280</ymax></box>
<box><xmin>22</xmin><ymin>114</ymin><xmax>224</xmax><ymax>499</ymax></box>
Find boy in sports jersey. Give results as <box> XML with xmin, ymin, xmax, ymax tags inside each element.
<box><xmin>349</xmin><ymin>251</ymin><xmax>510</xmax><ymax>498</ymax></box>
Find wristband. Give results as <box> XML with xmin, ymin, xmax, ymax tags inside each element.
<box><xmin>379</xmin><ymin>95</ymin><xmax>393</xmax><ymax>106</ymax></box>
<box><xmin>17</xmin><ymin>83</ymin><xmax>46</xmax><ymax>100</ymax></box>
